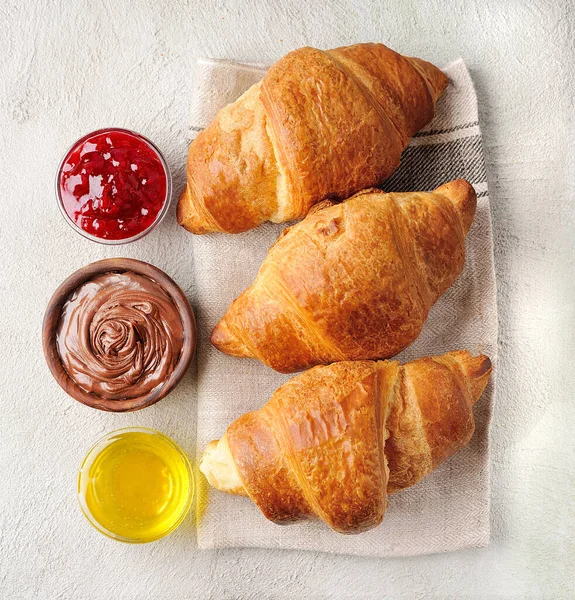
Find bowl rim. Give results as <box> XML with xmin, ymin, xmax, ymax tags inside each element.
<box><xmin>42</xmin><ymin>258</ymin><xmax>196</xmax><ymax>412</ymax></box>
<box><xmin>55</xmin><ymin>127</ymin><xmax>173</xmax><ymax>245</ymax></box>
<box><xmin>77</xmin><ymin>427</ymin><xmax>195</xmax><ymax>543</ymax></box>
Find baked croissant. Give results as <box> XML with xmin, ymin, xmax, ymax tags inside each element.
<box><xmin>212</xmin><ymin>179</ymin><xmax>477</xmax><ymax>373</ymax></box>
<box><xmin>200</xmin><ymin>351</ymin><xmax>492</xmax><ymax>533</ymax></box>
<box><xmin>178</xmin><ymin>43</ymin><xmax>448</xmax><ymax>234</ymax></box>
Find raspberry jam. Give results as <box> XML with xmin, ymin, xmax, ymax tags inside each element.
<box><xmin>58</xmin><ymin>129</ymin><xmax>170</xmax><ymax>242</ymax></box>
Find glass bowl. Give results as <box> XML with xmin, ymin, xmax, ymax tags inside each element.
<box><xmin>55</xmin><ymin>128</ymin><xmax>172</xmax><ymax>245</ymax></box>
<box><xmin>77</xmin><ymin>428</ymin><xmax>194</xmax><ymax>543</ymax></box>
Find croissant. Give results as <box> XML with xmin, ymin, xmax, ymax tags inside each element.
<box><xmin>211</xmin><ymin>179</ymin><xmax>477</xmax><ymax>373</ymax></box>
<box><xmin>200</xmin><ymin>351</ymin><xmax>492</xmax><ymax>533</ymax></box>
<box><xmin>178</xmin><ymin>43</ymin><xmax>448</xmax><ymax>234</ymax></box>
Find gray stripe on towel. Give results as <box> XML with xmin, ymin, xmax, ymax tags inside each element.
<box><xmin>413</xmin><ymin>121</ymin><xmax>479</xmax><ymax>137</ymax></box>
<box><xmin>383</xmin><ymin>135</ymin><xmax>487</xmax><ymax>192</ymax></box>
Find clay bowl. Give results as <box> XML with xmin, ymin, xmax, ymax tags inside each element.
<box><xmin>42</xmin><ymin>258</ymin><xmax>196</xmax><ymax>412</ymax></box>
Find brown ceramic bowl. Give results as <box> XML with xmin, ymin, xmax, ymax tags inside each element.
<box><xmin>42</xmin><ymin>258</ymin><xmax>196</xmax><ymax>412</ymax></box>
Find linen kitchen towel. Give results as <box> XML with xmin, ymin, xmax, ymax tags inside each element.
<box><xmin>189</xmin><ymin>56</ymin><xmax>498</xmax><ymax>557</ymax></box>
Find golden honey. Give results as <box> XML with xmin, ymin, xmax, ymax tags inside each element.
<box><xmin>78</xmin><ymin>428</ymin><xmax>193</xmax><ymax>542</ymax></box>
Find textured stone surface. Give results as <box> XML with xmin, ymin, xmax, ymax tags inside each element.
<box><xmin>0</xmin><ymin>0</ymin><xmax>573</xmax><ymax>598</ymax></box>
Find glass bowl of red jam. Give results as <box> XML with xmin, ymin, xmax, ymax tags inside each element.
<box><xmin>56</xmin><ymin>128</ymin><xmax>172</xmax><ymax>244</ymax></box>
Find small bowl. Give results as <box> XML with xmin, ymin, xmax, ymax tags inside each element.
<box><xmin>56</xmin><ymin>128</ymin><xmax>172</xmax><ymax>245</ymax></box>
<box><xmin>78</xmin><ymin>428</ymin><xmax>194</xmax><ymax>543</ymax></box>
<box><xmin>42</xmin><ymin>258</ymin><xmax>196</xmax><ymax>412</ymax></box>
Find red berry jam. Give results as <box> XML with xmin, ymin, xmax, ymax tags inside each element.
<box><xmin>58</xmin><ymin>129</ymin><xmax>169</xmax><ymax>241</ymax></box>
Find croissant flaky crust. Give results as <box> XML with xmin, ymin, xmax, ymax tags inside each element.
<box><xmin>200</xmin><ymin>351</ymin><xmax>492</xmax><ymax>534</ymax></box>
<box><xmin>178</xmin><ymin>43</ymin><xmax>448</xmax><ymax>234</ymax></box>
<box><xmin>211</xmin><ymin>179</ymin><xmax>477</xmax><ymax>373</ymax></box>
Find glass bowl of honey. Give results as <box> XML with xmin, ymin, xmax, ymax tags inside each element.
<box><xmin>78</xmin><ymin>428</ymin><xmax>193</xmax><ymax>543</ymax></box>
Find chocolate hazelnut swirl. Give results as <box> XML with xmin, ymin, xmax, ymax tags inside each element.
<box><xmin>56</xmin><ymin>271</ymin><xmax>184</xmax><ymax>400</ymax></box>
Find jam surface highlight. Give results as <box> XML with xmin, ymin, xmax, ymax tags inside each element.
<box><xmin>59</xmin><ymin>130</ymin><xmax>167</xmax><ymax>240</ymax></box>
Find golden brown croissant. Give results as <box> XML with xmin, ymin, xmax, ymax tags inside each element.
<box><xmin>211</xmin><ymin>179</ymin><xmax>477</xmax><ymax>373</ymax></box>
<box><xmin>178</xmin><ymin>43</ymin><xmax>448</xmax><ymax>234</ymax></box>
<box><xmin>200</xmin><ymin>350</ymin><xmax>492</xmax><ymax>533</ymax></box>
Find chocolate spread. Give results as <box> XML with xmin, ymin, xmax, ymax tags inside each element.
<box><xmin>56</xmin><ymin>271</ymin><xmax>184</xmax><ymax>400</ymax></box>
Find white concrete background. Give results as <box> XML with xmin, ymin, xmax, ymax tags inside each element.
<box><xmin>0</xmin><ymin>1</ymin><xmax>573</xmax><ymax>598</ymax></box>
